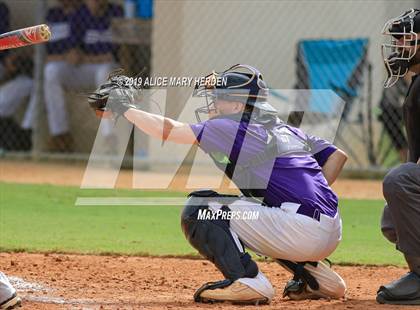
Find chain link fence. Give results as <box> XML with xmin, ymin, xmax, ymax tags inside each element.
<box><xmin>0</xmin><ymin>0</ymin><xmax>417</xmax><ymax>171</ymax></box>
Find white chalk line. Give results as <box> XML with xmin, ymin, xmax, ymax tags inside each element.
<box><xmin>8</xmin><ymin>276</ymin><xmax>51</xmax><ymax>292</ymax></box>
<box><xmin>8</xmin><ymin>276</ymin><xmax>113</xmax><ymax>306</ymax></box>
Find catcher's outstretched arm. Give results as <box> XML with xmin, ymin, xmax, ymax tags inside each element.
<box><xmin>321</xmin><ymin>149</ymin><xmax>348</xmax><ymax>185</ymax></box>
<box><xmin>124</xmin><ymin>108</ymin><xmax>197</xmax><ymax>144</ymax></box>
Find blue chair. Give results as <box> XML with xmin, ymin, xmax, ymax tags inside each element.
<box><xmin>295</xmin><ymin>38</ymin><xmax>374</xmax><ymax>166</ymax></box>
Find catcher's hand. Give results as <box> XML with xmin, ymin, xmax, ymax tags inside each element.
<box><xmin>88</xmin><ymin>69</ymin><xmax>141</xmax><ymax>118</ymax></box>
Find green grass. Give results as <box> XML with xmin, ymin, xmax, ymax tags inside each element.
<box><xmin>0</xmin><ymin>182</ymin><xmax>405</xmax><ymax>266</ymax></box>
<box><xmin>332</xmin><ymin>199</ymin><xmax>404</xmax><ymax>265</ymax></box>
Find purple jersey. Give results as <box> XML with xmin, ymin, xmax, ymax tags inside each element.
<box><xmin>46</xmin><ymin>7</ymin><xmax>73</xmax><ymax>55</ymax></box>
<box><xmin>70</xmin><ymin>3</ymin><xmax>123</xmax><ymax>55</ymax></box>
<box><xmin>190</xmin><ymin>118</ymin><xmax>338</xmax><ymax>217</ymax></box>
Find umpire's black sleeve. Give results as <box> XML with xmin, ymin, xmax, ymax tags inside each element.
<box><xmin>404</xmin><ymin>75</ymin><xmax>420</xmax><ymax>162</ymax></box>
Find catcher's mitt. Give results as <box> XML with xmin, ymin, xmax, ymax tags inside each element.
<box><xmin>88</xmin><ymin>69</ymin><xmax>141</xmax><ymax>118</ymax></box>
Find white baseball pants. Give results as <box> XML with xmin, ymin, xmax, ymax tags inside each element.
<box><xmin>208</xmin><ymin>199</ymin><xmax>346</xmax><ymax>300</ymax></box>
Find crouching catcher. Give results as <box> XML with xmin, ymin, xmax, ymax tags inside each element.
<box><xmin>88</xmin><ymin>64</ymin><xmax>348</xmax><ymax>304</ymax></box>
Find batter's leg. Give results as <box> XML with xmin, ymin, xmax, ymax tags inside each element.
<box><xmin>0</xmin><ymin>272</ymin><xmax>20</xmax><ymax>309</ymax></box>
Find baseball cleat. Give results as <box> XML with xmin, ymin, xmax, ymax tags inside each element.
<box><xmin>0</xmin><ymin>293</ymin><xmax>21</xmax><ymax>310</ymax></box>
<box><xmin>279</xmin><ymin>259</ymin><xmax>346</xmax><ymax>300</ymax></box>
<box><xmin>376</xmin><ymin>272</ymin><xmax>420</xmax><ymax>305</ymax></box>
<box><xmin>195</xmin><ymin>280</ymin><xmax>269</xmax><ymax>305</ymax></box>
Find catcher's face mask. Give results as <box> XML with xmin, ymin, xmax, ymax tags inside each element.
<box><xmin>192</xmin><ymin>64</ymin><xmax>274</xmax><ymax>122</ymax></box>
<box><xmin>192</xmin><ymin>71</ymin><xmax>219</xmax><ymax>122</ymax></box>
<box><xmin>382</xmin><ymin>8</ymin><xmax>420</xmax><ymax>88</ymax></box>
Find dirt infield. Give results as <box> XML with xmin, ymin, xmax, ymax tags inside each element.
<box><xmin>0</xmin><ymin>159</ymin><xmax>384</xmax><ymax>199</ymax></box>
<box><xmin>1</xmin><ymin>160</ymin><xmax>395</xmax><ymax>309</ymax></box>
<box><xmin>0</xmin><ymin>252</ymin><xmax>416</xmax><ymax>310</ymax></box>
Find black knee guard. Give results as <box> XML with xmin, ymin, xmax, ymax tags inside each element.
<box><xmin>276</xmin><ymin>259</ymin><xmax>320</xmax><ymax>294</ymax></box>
<box><xmin>181</xmin><ymin>190</ymin><xmax>258</xmax><ymax>281</ymax></box>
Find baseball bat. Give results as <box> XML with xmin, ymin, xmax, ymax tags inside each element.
<box><xmin>0</xmin><ymin>24</ymin><xmax>51</xmax><ymax>51</ymax></box>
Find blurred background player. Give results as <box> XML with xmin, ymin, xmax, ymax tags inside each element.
<box><xmin>377</xmin><ymin>8</ymin><xmax>420</xmax><ymax>305</ymax></box>
<box><xmin>43</xmin><ymin>0</ymin><xmax>81</xmax><ymax>152</ymax></box>
<box><xmin>44</xmin><ymin>0</ymin><xmax>122</xmax><ymax>152</ymax></box>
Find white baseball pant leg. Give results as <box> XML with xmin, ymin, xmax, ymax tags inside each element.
<box><xmin>43</xmin><ymin>61</ymin><xmax>77</xmax><ymax>136</ymax></box>
<box><xmin>228</xmin><ymin>200</ymin><xmax>346</xmax><ymax>299</ymax></box>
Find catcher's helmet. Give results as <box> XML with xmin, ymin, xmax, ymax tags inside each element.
<box><xmin>193</xmin><ymin>64</ymin><xmax>277</xmax><ymax>122</ymax></box>
<box><xmin>382</xmin><ymin>8</ymin><xmax>420</xmax><ymax>88</ymax></box>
